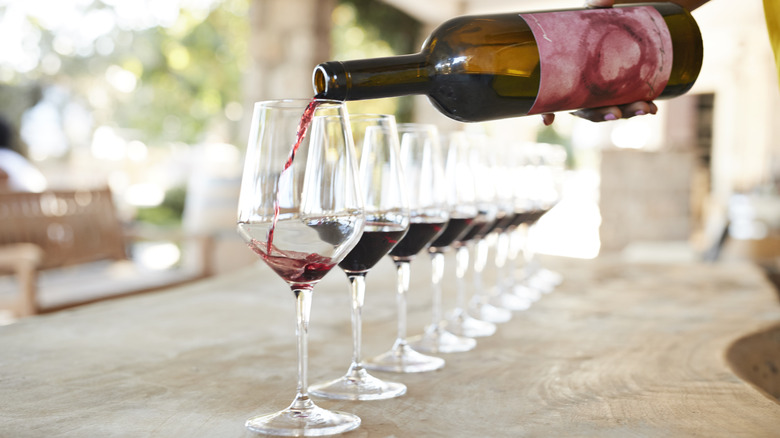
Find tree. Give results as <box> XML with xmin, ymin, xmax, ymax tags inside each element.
<box><xmin>0</xmin><ymin>0</ymin><xmax>250</xmax><ymax>152</ymax></box>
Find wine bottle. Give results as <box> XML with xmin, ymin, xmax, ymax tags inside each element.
<box><xmin>313</xmin><ymin>2</ymin><xmax>702</xmax><ymax>122</ymax></box>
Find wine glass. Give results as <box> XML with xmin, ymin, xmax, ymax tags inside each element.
<box><xmin>467</xmin><ymin>138</ymin><xmax>513</xmax><ymax>324</ymax></box>
<box><xmin>503</xmin><ymin>143</ymin><xmax>544</xmax><ymax>303</ymax></box>
<box><xmin>408</xmin><ymin>131</ymin><xmax>477</xmax><ymax>353</ymax></box>
<box><xmin>490</xmin><ymin>143</ymin><xmax>534</xmax><ymax>311</ymax></box>
<box><xmin>309</xmin><ymin>114</ymin><xmax>409</xmax><ymax>400</ymax></box>
<box><xmin>237</xmin><ymin>99</ymin><xmax>365</xmax><ymax>436</ymax></box>
<box><xmin>445</xmin><ymin>133</ymin><xmax>498</xmax><ymax>338</ymax></box>
<box><xmin>364</xmin><ymin>123</ymin><xmax>449</xmax><ymax>373</ymax></box>
<box><xmin>516</xmin><ymin>143</ymin><xmax>566</xmax><ymax>294</ymax></box>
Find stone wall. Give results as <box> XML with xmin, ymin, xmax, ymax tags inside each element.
<box><xmin>246</xmin><ymin>0</ymin><xmax>333</xmax><ymax>105</ymax></box>
<box><xmin>599</xmin><ymin>149</ymin><xmax>695</xmax><ymax>252</ymax></box>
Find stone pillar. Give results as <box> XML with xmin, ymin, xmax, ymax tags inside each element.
<box><xmin>245</xmin><ymin>0</ymin><xmax>334</xmax><ymax>108</ymax></box>
<box><xmin>599</xmin><ymin>149</ymin><xmax>695</xmax><ymax>252</ymax></box>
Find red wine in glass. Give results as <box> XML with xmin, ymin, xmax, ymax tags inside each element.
<box><xmin>247</xmin><ymin>241</ymin><xmax>336</xmax><ymax>283</ymax></box>
<box><xmin>455</xmin><ymin>216</ymin><xmax>490</xmax><ymax>244</ymax></box>
<box><xmin>389</xmin><ymin>220</ymin><xmax>447</xmax><ymax>261</ymax></box>
<box><xmin>528</xmin><ymin>207</ymin><xmax>551</xmax><ymax>224</ymax></box>
<box><xmin>508</xmin><ymin>211</ymin><xmax>530</xmax><ymax>228</ymax></box>
<box><xmin>482</xmin><ymin>211</ymin><xmax>514</xmax><ymax>235</ymax></box>
<box><xmin>339</xmin><ymin>223</ymin><xmax>408</xmax><ymax>273</ymax></box>
<box><xmin>240</xmin><ymin>216</ymin><xmax>358</xmax><ymax>284</ymax></box>
<box><xmin>429</xmin><ymin>216</ymin><xmax>472</xmax><ymax>249</ymax></box>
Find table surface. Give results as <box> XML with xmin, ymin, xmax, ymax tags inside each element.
<box><xmin>2</xmin><ymin>254</ymin><xmax>780</xmax><ymax>437</ymax></box>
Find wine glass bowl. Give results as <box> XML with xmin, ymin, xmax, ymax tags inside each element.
<box><xmin>237</xmin><ymin>99</ymin><xmax>365</xmax><ymax>436</ymax></box>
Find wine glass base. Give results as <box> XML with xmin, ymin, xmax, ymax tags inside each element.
<box><xmin>538</xmin><ymin>267</ymin><xmax>564</xmax><ymax>287</ymax></box>
<box><xmin>445</xmin><ymin>311</ymin><xmax>497</xmax><ymax>338</ymax></box>
<box><xmin>364</xmin><ymin>342</ymin><xmax>445</xmax><ymax>373</ymax></box>
<box><xmin>524</xmin><ymin>268</ymin><xmax>559</xmax><ymax>294</ymax></box>
<box><xmin>408</xmin><ymin>325</ymin><xmax>476</xmax><ymax>353</ymax></box>
<box><xmin>513</xmin><ymin>284</ymin><xmax>542</xmax><ymax>302</ymax></box>
<box><xmin>490</xmin><ymin>290</ymin><xmax>532</xmax><ymax>311</ymax></box>
<box><xmin>245</xmin><ymin>403</ymin><xmax>360</xmax><ymax>436</ymax></box>
<box><xmin>309</xmin><ymin>367</ymin><xmax>407</xmax><ymax>400</ymax></box>
<box><xmin>470</xmin><ymin>300</ymin><xmax>512</xmax><ymax>324</ymax></box>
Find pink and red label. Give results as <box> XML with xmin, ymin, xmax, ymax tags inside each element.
<box><xmin>520</xmin><ymin>6</ymin><xmax>673</xmax><ymax>115</ymax></box>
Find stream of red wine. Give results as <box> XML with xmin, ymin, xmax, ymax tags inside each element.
<box><xmin>266</xmin><ymin>99</ymin><xmax>321</xmax><ymax>254</ymax></box>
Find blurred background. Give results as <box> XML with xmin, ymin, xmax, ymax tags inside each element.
<box><xmin>1</xmin><ymin>0</ymin><xmax>778</xmax><ymax>276</ymax></box>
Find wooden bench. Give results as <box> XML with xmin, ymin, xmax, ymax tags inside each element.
<box><xmin>0</xmin><ymin>187</ymin><xmax>214</xmax><ymax>317</ymax></box>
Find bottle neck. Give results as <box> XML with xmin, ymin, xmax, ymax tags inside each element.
<box><xmin>313</xmin><ymin>54</ymin><xmax>429</xmax><ymax>101</ymax></box>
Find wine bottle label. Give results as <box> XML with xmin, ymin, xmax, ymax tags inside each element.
<box><xmin>520</xmin><ymin>6</ymin><xmax>673</xmax><ymax>115</ymax></box>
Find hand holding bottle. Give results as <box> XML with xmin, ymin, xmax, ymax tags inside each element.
<box><xmin>542</xmin><ymin>0</ymin><xmax>660</xmax><ymax>126</ymax></box>
<box><xmin>545</xmin><ymin>0</ymin><xmax>710</xmax><ymax>125</ymax></box>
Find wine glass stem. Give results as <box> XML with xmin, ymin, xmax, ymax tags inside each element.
<box><xmin>473</xmin><ymin>239</ymin><xmax>488</xmax><ymax>303</ymax></box>
<box><xmin>292</xmin><ymin>286</ymin><xmax>313</xmax><ymax>406</ymax></box>
<box><xmin>522</xmin><ymin>224</ymin><xmax>534</xmax><ymax>264</ymax></box>
<box><xmin>495</xmin><ymin>232</ymin><xmax>509</xmax><ymax>295</ymax></box>
<box><xmin>520</xmin><ymin>224</ymin><xmax>538</xmax><ymax>279</ymax></box>
<box><xmin>508</xmin><ymin>226</ymin><xmax>521</xmax><ymax>262</ymax></box>
<box><xmin>394</xmin><ymin>261</ymin><xmax>410</xmax><ymax>345</ymax></box>
<box><xmin>507</xmin><ymin>227</ymin><xmax>520</xmax><ymax>285</ymax></box>
<box><xmin>454</xmin><ymin>245</ymin><xmax>469</xmax><ymax>316</ymax></box>
<box><xmin>429</xmin><ymin>251</ymin><xmax>445</xmax><ymax>330</ymax></box>
<box><xmin>348</xmin><ymin>274</ymin><xmax>366</xmax><ymax>370</ymax></box>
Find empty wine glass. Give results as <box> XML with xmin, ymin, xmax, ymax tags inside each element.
<box><xmin>364</xmin><ymin>123</ymin><xmax>448</xmax><ymax>373</ymax></box>
<box><xmin>237</xmin><ymin>99</ymin><xmax>365</xmax><ymax>436</ymax></box>
<box><xmin>310</xmin><ymin>114</ymin><xmax>409</xmax><ymax>400</ymax></box>
<box><xmin>409</xmin><ymin>131</ymin><xmax>477</xmax><ymax>353</ymax></box>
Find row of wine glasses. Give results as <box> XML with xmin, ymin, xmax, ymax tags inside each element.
<box><xmin>236</xmin><ymin>99</ymin><xmax>565</xmax><ymax>436</ymax></box>
<box><xmin>486</xmin><ymin>140</ymin><xmax>567</xmax><ymax>311</ymax></box>
<box><xmin>407</xmin><ymin>131</ymin><xmax>478</xmax><ymax>355</ymax></box>
<box><xmin>429</xmin><ymin>134</ymin><xmax>566</xmax><ymax>338</ymax></box>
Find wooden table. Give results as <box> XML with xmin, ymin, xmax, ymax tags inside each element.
<box><xmin>1</xmin><ymin>255</ymin><xmax>779</xmax><ymax>437</ymax></box>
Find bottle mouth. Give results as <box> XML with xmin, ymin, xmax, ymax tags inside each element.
<box><xmin>313</xmin><ymin>66</ymin><xmax>328</xmax><ymax>96</ymax></box>
<box><xmin>312</xmin><ymin>62</ymin><xmax>347</xmax><ymax>100</ymax></box>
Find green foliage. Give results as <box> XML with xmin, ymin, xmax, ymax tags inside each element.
<box><xmin>135</xmin><ymin>185</ymin><xmax>187</xmax><ymax>226</ymax></box>
<box><xmin>536</xmin><ymin>125</ymin><xmax>575</xmax><ymax>168</ymax></box>
<box><xmin>120</xmin><ymin>5</ymin><xmax>249</xmax><ymax>145</ymax></box>
<box><xmin>339</xmin><ymin>0</ymin><xmax>421</xmax><ymax>54</ymax></box>
<box><xmin>333</xmin><ymin>0</ymin><xmax>420</xmax><ymax>122</ymax></box>
<box><xmin>3</xmin><ymin>0</ymin><xmax>249</xmax><ymax>147</ymax></box>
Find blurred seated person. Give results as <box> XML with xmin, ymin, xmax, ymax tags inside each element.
<box><xmin>0</xmin><ymin>116</ymin><xmax>47</xmax><ymax>193</ymax></box>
